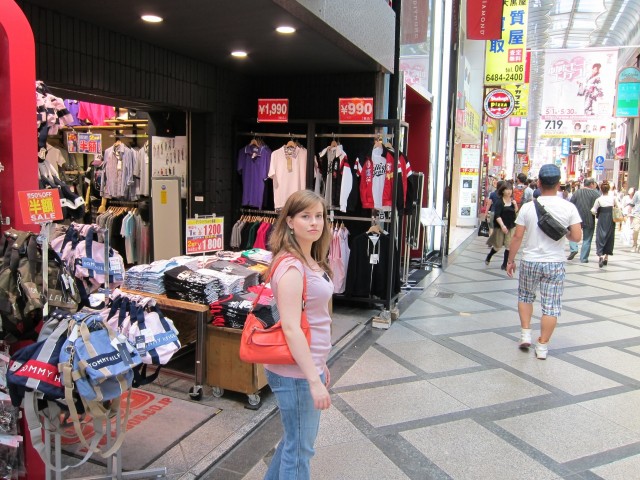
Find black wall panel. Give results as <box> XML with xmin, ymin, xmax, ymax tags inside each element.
<box><xmin>19</xmin><ymin>1</ymin><xmax>378</xmax><ymax>249</ymax></box>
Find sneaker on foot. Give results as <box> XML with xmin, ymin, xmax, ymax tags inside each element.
<box><xmin>519</xmin><ymin>329</ymin><xmax>532</xmax><ymax>349</ymax></box>
<box><xmin>535</xmin><ymin>341</ymin><xmax>548</xmax><ymax>360</ymax></box>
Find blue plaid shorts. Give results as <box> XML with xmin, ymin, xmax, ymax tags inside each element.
<box><xmin>518</xmin><ymin>261</ymin><xmax>566</xmax><ymax>317</ymax></box>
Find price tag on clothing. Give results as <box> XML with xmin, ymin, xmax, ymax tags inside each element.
<box><xmin>369</xmin><ymin>254</ymin><xmax>379</xmax><ymax>264</ymax></box>
<box><xmin>257</xmin><ymin>98</ymin><xmax>289</xmax><ymax>123</ymax></box>
<box><xmin>135</xmin><ymin>335</ymin><xmax>148</xmax><ymax>357</ymax></box>
<box><xmin>339</xmin><ymin>98</ymin><xmax>374</xmax><ymax>124</ymax></box>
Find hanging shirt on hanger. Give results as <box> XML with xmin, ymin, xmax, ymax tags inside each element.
<box><xmin>238</xmin><ymin>143</ymin><xmax>272</xmax><ymax>208</ymax></box>
<box><xmin>77</xmin><ymin>102</ymin><xmax>116</xmax><ymax>126</ymax></box>
<box><xmin>136</xmin><ymin>142</ymin><xmax>151</xmax><ymax>197</ymax></box>
<box><xmin>102</xmin><ymin>143</ymin><xmax>136</xmax><ymax>199</ymax></box>
<box><xmin>269</xmin><ymin>144</ymin><xmax>307</xmax><ymax>209</ymax></box>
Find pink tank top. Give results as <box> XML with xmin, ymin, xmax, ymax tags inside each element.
<box><xmin>265</xmin><ymin>255</ymin><xmax>333</xmax><ymax>378</ymax></box>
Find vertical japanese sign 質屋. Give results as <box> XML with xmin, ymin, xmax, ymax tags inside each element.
<box><xmin>484</xmin><ymin>0</ymin><xmax>528</xmax><ymax>86</ymax></box>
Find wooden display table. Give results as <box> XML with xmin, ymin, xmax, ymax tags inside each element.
<box><xmin>206</xmin><ymin>325</ymin><xmax>268</xmax><ymax>406</ymax></box>
<box><xmin>121</xmin><ymin>289</ymin><xmax>210</xmax><ymax>400</ymax></box>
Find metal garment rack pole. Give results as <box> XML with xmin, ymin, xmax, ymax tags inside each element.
<box><xmin>236</xmin><ymin>131</ymin><xmax>307</xmax><ymax>139</ymax></box>
<box><xmin>315</xmin><ymin>133</ymin><xmax>394</xmax><ymax>139</ymax></box>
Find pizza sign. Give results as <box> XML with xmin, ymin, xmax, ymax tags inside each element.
<box><xmin>484</xmin><ymin>89</ymin><xmax>515</xmax><ymax>119</ymax></box>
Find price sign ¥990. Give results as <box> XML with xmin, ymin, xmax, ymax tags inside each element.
<box><xmin>257</xmin><ymin>99</ymin><xmax>289</xmax><ymax>123</ymax></box>
<box><xmin>339</xmin><ymin>98</ymin><xmax>374</xmax><ymax>124</ymax></box>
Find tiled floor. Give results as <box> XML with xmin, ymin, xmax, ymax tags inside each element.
<box><xmin>211</xmin><ymin>233</ymin><xmax>640</xmax><ymax>480</ymax></box>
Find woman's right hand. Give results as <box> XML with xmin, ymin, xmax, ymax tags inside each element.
<box><xmin>309</xmin><ymin>379</ymin><xmax>331</xmax><ymax>410</ymax></box>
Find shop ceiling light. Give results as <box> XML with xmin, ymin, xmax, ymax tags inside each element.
<box><xmin>141</xmin><ymin>14</ymin><xmax>163</xmax><ymax>23</ymax></box>
<box><xmin>276</xmin><ymin>26</ymin><xmax>296</xmax><ymax>34</ymax></box>
<box><xmin>231</xmin><ymin>51</ymin><xmax>248</xmax><ymax>58</ymax></box>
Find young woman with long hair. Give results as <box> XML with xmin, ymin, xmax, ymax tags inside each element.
<box><xmin>591</xmin><ymin>180</ymin><xmax>619</xmax><ymax>267</ymax></box>
<box><xmin>264</xmin><ymin>189</ymin><xmax>333</xmax><ymax>480</ymax></box>
<box><xmin>485</xmin><ymin>181</ymin><xmax>518</xmax><ymax>270</ymax></box>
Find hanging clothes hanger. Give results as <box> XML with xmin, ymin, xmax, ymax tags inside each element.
<box><xmin>330</xmin><ymin>133</ymin><xmax>338</xmax><ymax>149</ymax></box>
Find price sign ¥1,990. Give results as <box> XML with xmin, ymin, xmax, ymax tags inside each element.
<box><xmin>257</xmin><ymin>99</ymin><xmax>289</xmax><ymax>123</ymax></box>
<box><xmin>339</xmin><ymin>98</ymin><xmax>374</xmax><ymax>124</ymax></box>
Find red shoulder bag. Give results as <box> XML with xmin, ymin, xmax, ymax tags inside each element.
<box><xmin>239</xmin><ymin>256</ymin><xmax>310</xmax><ymax>365</ymax></box>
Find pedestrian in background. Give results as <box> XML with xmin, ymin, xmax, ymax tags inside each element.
<box><xmin>506</xmin><ymin>164</ymin><xmax>582</xmax><ymax>359</ymax></box>
<box><xmin>485</xmin><ymin>182</ymin><xmax>517</xmax><ymax>270</ymax></box>
<box><xmin>591</xmin><ymin>180</ymin><xmax>619</xmax><ymax>268</ymax></box>
<box><xmin>485</xmin><ymin>179</ymin><xmax>506</xmax><ymax>234</ymax></box>
<box><xmin>627</xmin><ymin>188</ymin><xmax>640</xmax><ymax>252</ymax></box>
<box><xmin>567</xmin><ymin>178</ymin><xmax>601</xmax><ymax>262</ymax></box>
<box><xmin>265</xmin><ymin>190</ymin><xmax>333</xmax><ymax>480</ymax></box>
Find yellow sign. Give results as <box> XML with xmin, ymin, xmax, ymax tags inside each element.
<box><xmin>504</xmin><ymin>84</ymin><xmax>529</xmax><ymax>117</ymax></box>
<box><xmin>484</xmin><ymin>0</ymin><xmax>529</xmax><ymax>86</ymax></box>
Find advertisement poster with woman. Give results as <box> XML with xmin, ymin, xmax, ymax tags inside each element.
<box><xmin>541</xmin><ymin>48</ymin><xmax>617</xmax><ymax>119</ymax></box>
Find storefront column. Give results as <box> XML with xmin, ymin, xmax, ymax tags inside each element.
<box><xmin>0</xmin><ymin>0</ymin><xmax>39</xmax><ymax>232</ymax></box>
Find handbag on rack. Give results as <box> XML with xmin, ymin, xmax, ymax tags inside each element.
<box><xmin>239</xmin><ymin>255</ymin><xmax>310</xmax><ymax>365</ymax></box>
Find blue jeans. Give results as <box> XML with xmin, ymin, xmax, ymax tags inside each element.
<box><xmin>569</xmin><ymin>226</ymin><xmax>594</xmax><ymax>262</ymax></box>
<box><xmin>265</xmin><ymin>370</ymin><xmax>325</xmax><ymax>480</ymax></box>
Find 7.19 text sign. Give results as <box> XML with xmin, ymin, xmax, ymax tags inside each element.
<box><xmin>339</xmin><ymin>98</ymin><xmax>374</xmax><ymax>124</ymax></box>
<box><xmin>257</xmin><ymin>99</ymin><xmax>289</xmax><ymax>123</ymax></box>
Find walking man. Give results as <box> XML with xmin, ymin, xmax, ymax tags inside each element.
<box><xmin>630</xmin><ymin>189</ymin><xmax>640</xmax><ymax>252</ymax></box>
<box><xmin>567</xmin><ymin>178</ymin><xmax>601</xmax><ymax>262</ymax></box>
<box><xmin>506</xmin><ymin>164</ymin><xmax>582</xmax><ymax>359</ymax></box>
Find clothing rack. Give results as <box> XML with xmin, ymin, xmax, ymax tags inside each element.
<box><xmin>235</xmin><ymin>119</ymin><xmax>409</xmax><ymax>310</ymax></box>
<box><xmin>330</xmin><ymin>213</ymin><xmax>391</xmax><ymax>223</ymax></box>
<box><xmin>237</xmin><ymin>131</ymin><xmax>307</xmax><ymax>139</ymax></box>
<box><xmin>239</xmin><ymin>208</ymin><xmax>278</xmax><ymax>216</ymax></box>
<box><xmin>107</xmin><ymin>200</ymin><xmax>139</xmax><ymax>207</ymax></box>
<box><xmin>315</xmin><ymin>133</ymin><xmax>394</xmax><ymax>139</ymax></box>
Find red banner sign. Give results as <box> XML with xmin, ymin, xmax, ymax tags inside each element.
<box><xmin>257</xmin><ymin>98</ymin><xmax>289</xmax><ymax>123</ymax></box>
<box><xmin>339</xmin><ymin>98</ymin><xmax>374</xmax><ymax>124</ymax></box>
<box><xmin>466</xmin><ymin>0</ymin><xmax>503</xmax><ymax>40</ymax></box>
<box><xmin>18</xmin><ymin>189</ymin><xmax>63</xmax><ymax>224</ymax></box>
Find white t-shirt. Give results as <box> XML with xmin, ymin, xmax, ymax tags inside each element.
<box><xmin>371</xmin><ymin>146</ymin><xmax>386</xmax><ymax>208</ymax></box>
<box><xmin>516</xmin><ymin>196</ymin><xmax>581</xmax><ymax>262</ymax></box>
<box><xmin>269</xmin><ymin>145</ymin><xmax>308</xmax><ymax>209</ymax></box>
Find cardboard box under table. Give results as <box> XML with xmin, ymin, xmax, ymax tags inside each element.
<box><xmin>206</xmin><ymin>325</ymin><xmax>267</xmax><ymax>406</ymax></box>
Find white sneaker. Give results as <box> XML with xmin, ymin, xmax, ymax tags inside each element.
<box><xmin>535</xmin><ymin>341</ymin><xmax>549</xmax><ymax>360</ymax></box>
<box><xmin>519</xmin><ymin>329</ymin><xmax>532</xmax><ymax>350</ymax></box>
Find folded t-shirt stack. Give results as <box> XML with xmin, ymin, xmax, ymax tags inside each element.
<box><xmin>242</xmin><ymin>248</ymin><xmax>272</xmax><ymax>265</ymax></box>
<box><xmin>210</xmin><ymin>291</ymin><xmax>279</xmax><ymax>329</ymax></box>
<box><xmin>164</xmin><ymin>265</ymin><xmax>221</xmax><ymax>304</ymax></box>
<box><xmin>201</xmin><ymin>259</ymin><xmax>261</xmax><ymax>289</ymax></box>
<box><xmin>124</xmin><ymin>259</ymin><xmax>179</xmax><ymax>294</ymax></box>
<box><xmin>196</xmin><ymin>268</ymin><xmax>244</xmax><ymax>295</ymax></box>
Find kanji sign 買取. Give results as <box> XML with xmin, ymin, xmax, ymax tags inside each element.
<box><xmin>484</xmin><ymin>0</ymin><xmax>529</xmax><ymax>86</ymax></box>
<box><xmin>18</xmin><ymin>189</ymin><xmax>64</xmax><ymax>224</ymax></box>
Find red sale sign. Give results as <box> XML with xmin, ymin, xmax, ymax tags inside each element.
<box><xmin>339</xmin><ymin>98</ymin><xmax>374</xmax><ymax>124</ymax></box>
<box><xmin>257</xmin><ymin>98</ymin><xmax>289</xmax><ymax>123</ymax></box>
<box><xmin>18</xmin><ymin>189</ymin><xmax>64</xmax><ymax>224</ymax></box>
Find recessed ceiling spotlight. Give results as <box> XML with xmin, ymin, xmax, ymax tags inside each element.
<box><xmin>231</xmin><ymin>51</ymin><xmax>248</xmax><ymax>58</ymax></box>
<box><xmin>141</xmin><ymin>14</ymin><xmax>163</xmax><ymax>23</ymax></box>
<box><xmin>276</xmin><ymin>26</ymin><xmax>296</xmax><ymax>34</ymax></box>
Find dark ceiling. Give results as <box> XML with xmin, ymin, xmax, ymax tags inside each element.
<box><xmin>23</xmin><ymin>0</ymin><xmax>380</xmax><ymax>75</ymax></box>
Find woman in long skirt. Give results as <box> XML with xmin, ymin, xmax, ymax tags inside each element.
<box><xmin>591</xmin><ymin>180</ymin><xmax>619</xmax><ymax>268</ymax></box>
